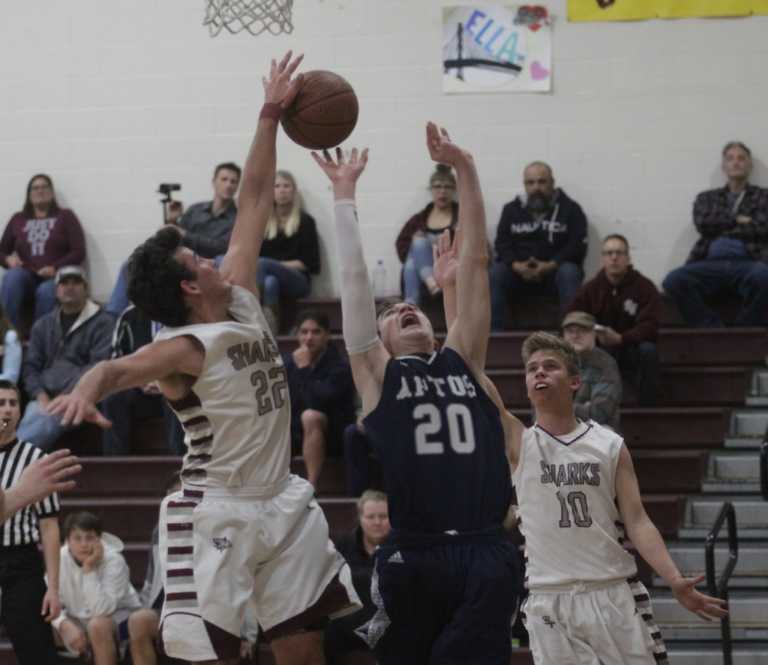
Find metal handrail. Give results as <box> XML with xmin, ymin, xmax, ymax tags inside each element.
<box><xmin>705</xmin><ymin>501</ymin><xmax>738</xmax><ymax>665</ymax></box>
<box><xmin>760</xmin><ymin>439</ymin><xmax>768</xmax><ymax>501</ymax></box>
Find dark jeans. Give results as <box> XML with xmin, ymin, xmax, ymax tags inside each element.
<box><xmin>0</xmin><ymin>546</ymin><xmax>60</xmax><ymax>665</ymax></box>
<box><xmin>0</xmin><ymin>267</ymin><xmax>57</xmax><ymax>330</ymax></box>
<box><xmin>663</xmin><ymin>259</ymin><xmax>768</xmax><ymax>327</ymax></box>
<box><xmin>490</xmin><ymin>260</ymin><xmax>583</xmax><ymax>330</ymax></box>
<box><xmin>615</xmin><ymin>341</ymin><xmax>660</xmax><ymax>407</ymax></box>
<box><xmin>256</xmin><ymin>257</ymin><xmax>310</xmax><ymax>307</ymax></box>
<box><xmin>102</xmin><ymin>388</ymin><xmax>185</xmax><ymax>455</ymax></box>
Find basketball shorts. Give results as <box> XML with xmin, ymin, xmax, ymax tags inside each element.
<box><xmin>359</xmin><ymin>533</ymin><xmax>521</xmax><ymax>665</ymax></box>
<box><xmin>523</xmin><ymin>577</ymin><xmax>669</xmax><ymax>665</ymax></box>
<box><xmin>158</xmin><ymin>474</ymin><xmax>361</xmax><ymax>662</ymax></box>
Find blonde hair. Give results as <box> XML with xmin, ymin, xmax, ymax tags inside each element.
<box><xmin>357</xmin><ymin>489</ymin><xmax>388</xmax><ymax>515</ymax></box>
<box><xmin>266</xmin><ymin>170</ymin><xmax>303</xmax><ymax>240</ymax></box>
<box><xmin>521</xmin><ymin>331</ymin><xmax>579</xmax><ymax>376</ymax></box>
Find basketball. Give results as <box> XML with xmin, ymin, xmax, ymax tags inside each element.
<box><xmin>281</xmin><ymin>70</ymin><xmax>359</xmax><ymax>150</ymax></box>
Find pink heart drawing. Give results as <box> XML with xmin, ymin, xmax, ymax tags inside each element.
<box><xmin>531</xmin><ymin>61</ymin><xmax>550</xmax><ymax>81</ymax></box>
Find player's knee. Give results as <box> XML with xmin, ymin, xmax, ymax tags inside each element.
<box><xmin>87</xmin><ymin>615</ymin><xmax>115</xmax><ymax>642</ymax></box>
<box><xmin>301</xmin><ymin>409</ymin><xmax>328</xmax><ymax>433</ymax></box>
<box><xmin>128</xmin><ymin>609</ymin><xmax>159</xmax><ymax>640</ymax></box>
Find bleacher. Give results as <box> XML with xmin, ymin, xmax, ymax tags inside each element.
<box><xmin>2</xmin><ymin>296</ymin><xmax>767</xmax><ymax>664</ymax></box>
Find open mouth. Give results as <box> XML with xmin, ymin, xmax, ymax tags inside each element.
<box><xmin>0</xmin><ymin>419</ymin><xmax>9</xmax><ymax>429</ymax></box>
<box><xmin>534</xmin><ymin>382</ymin><xmax>548</xmax><ymax>391</ymax></box>
<box><xmin>401</xmin><ymin>313</ymin><xmax>419</xmax><ymax>328</ymax></box>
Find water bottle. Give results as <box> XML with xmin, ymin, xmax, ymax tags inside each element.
<box><xmin>371</xmin><ymin>260</ymin><xmax>387</xmax><ymax>298</ymax></box>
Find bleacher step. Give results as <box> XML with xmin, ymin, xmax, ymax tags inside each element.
<box><xmin>687</xmin><ymin>498</ymin><xmax>768</xmax><ymax>529</ymax></box>
<box><xmin>666</xmin><ymin>643</ymin><xmax>768</xmax><ymax>665</ymax></box>
<box><xmin>652</xmin><ymin>590</ymin><xmax>768</xmax><ymax>628</ymax></box>
<box><xmin>730</xmin><ymin>410</ymin><xmax>768</xmax><ymax>437</ymax></box>
<box><xmin>661</xmin><ymin>544</ymin><xmax>768</xmax><ymax>579</ymax></box>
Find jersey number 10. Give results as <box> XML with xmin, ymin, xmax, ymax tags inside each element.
<box><xmin>556</xmin><ymin>490</ymin><xmax>593</xmax><ymax>528</ymax></box>
<box><xmin>414</xmin><ymin>403</ymin><xmax>476</xmax><ymax>455</ymax></box>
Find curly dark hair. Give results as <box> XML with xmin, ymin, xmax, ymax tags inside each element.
<box><xmin>126</xmin><ymin>227</ymin><xmax>195</xmax><ymax>327</ymax></box>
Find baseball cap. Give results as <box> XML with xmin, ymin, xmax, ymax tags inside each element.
<box><xmin>561</xmin><ymin>311</ymin><xmax>596</xmax><ymax>330</ymax></box>
<box><xmin>55</xmin><ymin>265</ymin><xmax>88</xmax><ymax>285</ymax></box>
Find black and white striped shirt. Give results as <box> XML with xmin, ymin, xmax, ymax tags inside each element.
<box><xmin>0</xmin><ymin>439</ymin><xmax>60</xmax><ymax>547</ymax></box>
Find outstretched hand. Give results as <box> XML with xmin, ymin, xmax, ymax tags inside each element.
<box><xmin>433</xmin><ymin>230</ymin><xmax>459</xmax><ymax>290</ymax></box>
<box><xmin>262</xmin><ymin>51</ymin><xmax>304</xmax><ymax>110</ymax></box>
<box><xmin>46</xmin><ymin>393</ymin><xmax>112</xmax><ymax>430</ymax></box>
<box><xmin>311</xmin><ymin>147</ymin><xmax>369</xmax><ymax>196</ymax></box>
<box><xmin>425</xmin><ymin>122</ymin><xmax>470</xmax><ymax>168</ymax></box>
<box><xmin>671</xmin><ymin>575</ymin><xmax>728</xmax><ymax>622</ymax></box>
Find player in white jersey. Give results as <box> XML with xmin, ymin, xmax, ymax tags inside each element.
<box><xmin>432</xmin><ymin>231</ymin><xmax>726</xmax><ymax>664</ymax></box>
<box><xmin>48</xmin><ymin>53</ymin><xmax>360</xmax><ymax>665</ymax></box>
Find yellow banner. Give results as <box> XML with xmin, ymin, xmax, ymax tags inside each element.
<box><xmin>568</xmin><ymin>0</ymin><xmax>768</xmax><ymax>21</ymax></box>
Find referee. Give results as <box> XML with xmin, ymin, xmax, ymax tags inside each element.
<box><xmin>0</xmin><ymin>379</ymin><xmax>62</xmax><ymax>665</ymax></box>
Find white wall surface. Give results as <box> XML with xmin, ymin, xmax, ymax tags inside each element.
<box><xmin>1</xmin><ymin>0</ymin><xmax>766</xmax><ymax>301</ymax></box>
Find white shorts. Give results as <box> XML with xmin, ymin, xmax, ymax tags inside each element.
<box><xmin>158</xmin><ymin>475</ymin><xmax>361</xmax><ymax>662</ymax></box>
<box><xmin>523</xmin><ymin>578</ymin><xmax>668</xmax><ymax>665</ymax></box>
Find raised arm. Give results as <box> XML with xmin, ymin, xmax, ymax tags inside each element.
<box><xmin>616</xmin><ymin>444</ymin><xmax>727</xmax><ymax>621</ymax></box>
<box><xmin>434</xmin><ymin>229</ymin><xmax>524</xmax><ymax>464</ymax></box>
<box><xmin>47</xmin><ymin>336</ymin><xmax>204</xmax><ymax>427</ymax></box>
<box><xmin>219</xmin><ymin>52</ymin><xmax>303</xmax><ymax>292</ymax></box>
<box><xmin>427</xmin><ymin>124</ymin><xmax>490</xmax><ymax>375</ymax></box>
<box><xmin>311</xmin><ymin>147</ymin><xmax>390</xmax><ymax>416</ymax></box>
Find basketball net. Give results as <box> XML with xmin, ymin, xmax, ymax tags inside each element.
<box><xmin>203</xmin><ymin>0</ymin><xmax>294</xmax><ymax>36</ymax></box>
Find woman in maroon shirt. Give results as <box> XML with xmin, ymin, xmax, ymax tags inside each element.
<box><xmin>0</xmin><ymin>174</ymin><xmax>86</xmax><ymax>333</ymax></box>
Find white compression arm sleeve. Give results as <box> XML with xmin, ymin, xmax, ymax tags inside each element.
<box><xmin>334</xmin><ymin>199</ymin><xmax>379</xmax><ymax>354</ymax></box>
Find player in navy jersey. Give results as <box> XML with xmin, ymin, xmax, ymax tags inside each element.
<box><xmin>312</xmin><ymin>125</ymin><xmax>520</xmax><ymax>665</ymax></box>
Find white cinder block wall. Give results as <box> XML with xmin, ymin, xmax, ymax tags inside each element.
<box><xmin>1</xmin><ymin>0</ymin><xmax>766</xmax><ymax>301</ymax></box>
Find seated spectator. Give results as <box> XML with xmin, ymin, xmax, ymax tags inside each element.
<box><xmin>0</xmin><ymin>305</ymin><xmax>22</xmax><ymax>383</ymax></box>
<box><xmin>0</xmin><ymin>174</ymin><xmax>86</xmax><ymax>334</ymax></box>
<box><xmin>561</xmin><ymin>311</ymin><xmax>622</xmax><ymax>431</ymax></box>
<box><xmin>663</xmin><ymin>141</ymin><xmax>768</xmax><ymax>327</ymax></box>
<box><xmin>490</xmin><ymin>161</ymin><xmax>587</xmax><ymax>329</ymax></box>
<box><xmin>100</xmin><ymin>305</ymin><xmax>185</xmax><ymax>456</ymax></box>
<box><xmin>283</xmin><ymin>310</ymin><xmax>356</xmax><ymax>488</ymax></box>
<box><xmin>259</xmin><ymin>170</ymin><xmax>321</xmax><ymax>332</ymax></box>
<box><xmin>106</xmin><ymin>162</ymin><xmax>241</xmax><ymax>315</ymax></box>
<box><xmin>18</xmin><ymin>266</ymin><xmax>114</xmax><ymax>450</ymax></box>
<box><xmin>0</xmin><ymin>379</ymin><xmax>63</xmax><ymax>665</ymax></box>
<box><xmin>51</xmin><ymin>511</ymin><xmax>142</xmax><ymax>665</ymax></box>
<box><xmin>325</xmin><ymin>490</ymin><xmax>390</xmax><ymax>665</ymax></box>
<box><xmin>568</xmin><ymin>234</ymin><xmax>662</xmax><ymax>405</ymax></box>
<box><xmin>395</xmin><ymin>164</ymin><xmax>459</xmax><ymax>305</ymax></box>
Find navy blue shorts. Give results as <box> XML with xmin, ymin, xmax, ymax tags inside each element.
<box><xmin>362</xmin><ymin>536</ymin><xmax>521</xmax><ymax>665</ymax></box>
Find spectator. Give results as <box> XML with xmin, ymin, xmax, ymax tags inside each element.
<box><xmin>51</xmin><ymin>511</ymin><xmax>142</xmax><ymax>665</ymax></box>
<box><xmin>395</xmin><ymin>164</ymin><xmax>459</xmax><ymax>305</ymax></box>
<box><xmin>663</xmin><ymin>141</ymin><xmax>768</xmax><ymax>327</ymax></box>
<box><xmin>325</xmin><ymin>490</ymin><xmax>390</xmax><ymax>665</ymax></box>
<box><xmin>106</xmin><ymin>162</ymin><xmax>241</xmax><ymax>315</ymax></box>
<box><xmin>283</xmin><ymin>310</ymin><xmax>356</xmax><ymax>488</ymax></box>
<box><xmin>100</xmin><ymin>305</ymin><xmax>185</xmax><ymax>456</ymax></box>
<box><xmin>18</xmin><ymin>266</ymin><xmax>114</xmax><ymax>451</ymax></box>
<box><xmin>490</xmin><ymin>161</ymin><xmax>587</xmax><ymax>329</ymax></box>
<box><xmin>561</xmin><ymin>311</ymin><xmax>622</xmax><ymax>431</ymax></box>
<box><xmin>0</xmin><ymin>379</ymin><xmax>62</xmax><ymax>665</ymax></box>
<box><xmin>258</xmin><ymin>170</ymin><xmax>321</xmax><ymax>332</ymax></box>
<box><xmin>568</xmin><ymin>234</ymin><xmax>662</xmax><ymax>405</ymax></box>
<box><xmin>0</xmin><ymin>305</ymin><xmax>22</xmax><ymax>383</ymax></box>
<box><xmin>0</xmin><ymin>174</ymin><xmax>86</xmax><ymax>333</ymax></box>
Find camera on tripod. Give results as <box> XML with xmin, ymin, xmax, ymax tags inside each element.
<box><xmin>157</xmin><ymin>183</ymin><xmax>181</xmax><ymax>199</ymax></box>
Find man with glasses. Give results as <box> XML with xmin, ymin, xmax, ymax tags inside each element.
<box><xmin>490</xmin><ymin>161</ymin><xmax>588</xmax><ymax>330</ymax></box>
<box><xmin>568</xmin><ymin>234</ymin><xmax>662</xmax><ymax>406</ymax></box>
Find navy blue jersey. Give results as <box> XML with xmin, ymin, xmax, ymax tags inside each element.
<box><xmin>362</xmin><ymin>347</ymin><xmax>512</xmax><ymax>534</ymax></box>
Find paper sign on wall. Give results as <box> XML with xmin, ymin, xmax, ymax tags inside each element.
<box><xmin>568</xmin><ymin>0</ymin><xmax>768</xmax><ymax>21</ymax></box>
<box><xmin>442</xmin><ymin>5</ymin><xmax>552</xmax><ymax>94</ymax></box>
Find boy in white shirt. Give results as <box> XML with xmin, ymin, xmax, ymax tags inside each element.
<box><xmin>52</xmin><ymin>512</ymin><xmax>141</xmax><ymax>665</ymax></box>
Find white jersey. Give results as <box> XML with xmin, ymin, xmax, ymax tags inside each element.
<box><xmin>156</xmin><ymin>285</ymin><xmax>290</xmax><ymax>490</ymax></box>
<box><xmin>512</xmin><ymin>420</ymin><xmax>637</xmax><ymax>589</ymax></box>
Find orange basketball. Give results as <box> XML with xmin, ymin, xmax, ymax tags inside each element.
<box><xmin>281</xmin><ymin>70</ymin><xmax>359</xmax><ymax>150</ymax></box>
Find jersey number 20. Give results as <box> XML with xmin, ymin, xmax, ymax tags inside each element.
<box><xmin>414</xmin><ymin>403</ymin><xmax>476</xmax><ymax>455</ymax></box>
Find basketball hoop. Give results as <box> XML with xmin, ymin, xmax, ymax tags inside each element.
<box><xmin>203</xmin><ymin>0</ymin><xmax>294</xmax><ymax>37</ymax></box>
